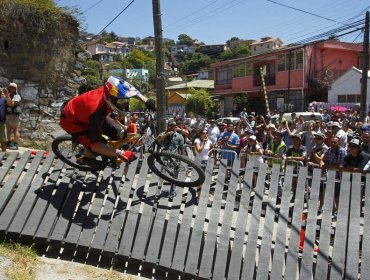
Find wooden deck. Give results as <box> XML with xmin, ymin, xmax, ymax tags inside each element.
<box><xmin>0</xmin><ymin>151</ymin><xmax>368</xmax><ymax>279</ymax></box>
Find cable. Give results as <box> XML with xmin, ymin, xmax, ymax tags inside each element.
<box><xmin>83</xmin><ymin>0</ymin><xmax>104</xmax><ymax>13</ymax></box>
<box><xmin>266</xmin><ymin>0</ymin><xmax>353</xmax><ymax>26</ymax></box>
<box><xmin>98</xmin><ymin>0</ymin><xmax>136</xmax><ymax>35</ymax></box>
<box><xmin>164</xmin><ymin>0</ymin><xmax>246</xmax><ymax>36</ymax></box>
<box><xmin>163</xmin><ymin>0</ymin><xmax>220</xmax><ymax>29</ymax></box>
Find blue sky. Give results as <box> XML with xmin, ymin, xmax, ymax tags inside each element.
<box><xmin>55</xmin><ymin>0</ymin><xmax>369</xmax><ymax>45</ymax></box>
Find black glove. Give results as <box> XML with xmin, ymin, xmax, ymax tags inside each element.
<box><xmin>145</xmin><ymin>99</ymin><xmax>156</xmax><ymax>110</ymax></box>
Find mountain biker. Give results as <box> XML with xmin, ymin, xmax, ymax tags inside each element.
<box><xmin>59</xmin><ymin>76</ymin><xmax>155</xmax><ymax>163</ymax></box>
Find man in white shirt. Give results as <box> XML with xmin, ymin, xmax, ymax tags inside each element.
<box><xmin>329</xmin><ymin>121</ymin><xmax>347</xmax><ymax>148</ymax></box>
<box><xmin>207</xmin><ymin>119</ymin><xmax>220</xmax><ymax>145</ymax></box>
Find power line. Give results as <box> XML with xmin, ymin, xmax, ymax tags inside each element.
<box><xmin>163</xmin><ymin>0</ymin><xmax>220</xmax><ymax>29</ymax></box>
<box><xmin>83</xmin><ymin>0</ymin><xmax>104</xmax><ymax>13</ymax></box>
<box><xmin>266</xmin><ymin>0</ymin><xmax>352</xmax><ymax>26</ymax></box>
<box><xmin>165</xmin><ymin>0</ymin><xmax>246</xmax><ymax>37</ymax></box>
<box><xmin>98</xmin><ymin>0</ymin><xmax>136</xmax><ymax>35</ymax></box>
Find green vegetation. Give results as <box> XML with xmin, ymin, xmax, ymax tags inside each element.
<box><xmin>185</xmin><ymin>88</ymin><xmax>215</xmax><ymax>117</ymax></box>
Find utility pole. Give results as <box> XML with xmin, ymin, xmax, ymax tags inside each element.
<box><xmin>360</xmin><ymin>11</ymin><xmax>369</xmax><ymax>121</ymax></box>
<box><xmin>152</xmin><ymin>0</ymin><xmax>166</xmax><ymax>132</ymax></box>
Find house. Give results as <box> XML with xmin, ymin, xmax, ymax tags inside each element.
<box><xmin>85</xmin><ymin>40</ymin><xmax>130</xmax><ymax>62</ymax></box>
<box><xmin>142</xmin><ymin>36</ymin><xmax>155</xmax><ymax>45</ymax></box>
<box><xmin>170</xmin><ymin>44</ymin><xmax>196</xmax><ymax>55</ymax></box>
<box><xmin>250</xmin><ymin>36</ymin><xmax>283</xmax><ymax>55</ymax></box>
<box><xmin>165</xmin><ymin>80</ymin><xmax>214</xmax><ymax>115</ymax></box>
<box><xmin>133</xmin><ymin>44</ymin><xmax>155</xmax><ymax>52</ymax></box>
<box><xmin>328</xmin><ymin>67</ymin><xmax>370</xmax><ymax>108</ymax></box>
<box><xmin>197</xmin><ymin>44</ymin><xmax>228</xmax><ymax>57</ymax></box>
<box><xmin>211</xmin><ymin>40</ymin><xmax>363</xmax><ymax>116</ymax></box>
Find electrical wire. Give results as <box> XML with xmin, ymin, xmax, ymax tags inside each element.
<box><xmin>83</xmin><ymin>0</ymin><xmax>104</xmax><ymax>13</ymax></box>
<box><xmin>164</xmin><ymin>0</ymin><xmax>246</xmax><ymax>36</ymax></box>
<box><xmin>98</xmin><ymin>0</ymin><xmax>137</xmax><ymax>35</ymax></box>
<box><xmin>266</xmin><ymin>0</ymin><xmax>354</xmax><ymax>26</ymax></box>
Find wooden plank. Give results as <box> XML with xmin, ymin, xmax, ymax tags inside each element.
<box><xmin>103</xmin><ymin>160</ymin><xmax>139</xmax><ymax>255</ymax></box>
<box><xmin>212</xmin><ymin>159</ymin><xmax>240</xmax><ymax>279</ymax></box>
<box><xmin>197</xmin><ymin>159</ymin><xmax>228</xmax><ymax>278</ymax></box>
<box><xmin>240</xmin><ymin>163</ymin><xmax>268</xmax><ymax>280</ymax></box>
<box><xmin>48</xmin><ymin>170</ymin><xmax>87</xmax><ymax>243</ymax></box>
<box><xmin>299</xmin><ymin>168</ymin><xmax>321</xmax><ymax>280</ymax></box>
<box><xmin>20</xmin><ymin>159</ymin><xmax>64</xmax><ymax>239</ymax></box>
<box><xmin>90</xmin><ymin>164</ymin><xmax>126</xmax><ymax>253</ymax></box>
<box><xmin>361</xmin><ymin>173</ymin><xmax>370</xmax><ymax>280</ymax></box>
<box><xmin>0</xmin><ymin>151</ymin><xmax>31</xmax><ymax>214</ymax></box>
<box><xmin>117</xmin><ymin>160</ymin><xmax>152</xmax><ymax>258</ymax></box>
<box><xmin>6</xmin><ymin>153</ymin><xmax>55</xmax><ymax>238</ymax></box>
<box><xmin>256</xmin><ymin>164</ymin><xmax>285</xmax><ymax>280</ymax></box>
<box><xmin>77</xmin><ymin>168</ymin><xmax>114</xmax><ymax>249</ymax></box>
<box><xmin>269</xmin><ymin>166</ymin><xmax>294</xmax><ymax>280</ymax></box>
<box><xmin>183</xmin><ymin>161</ymin><xmax>215</xmax><ymax>275</ymax></box>
<box><xmin>314</xmin><ymin>170</ymin><xmax>336</xmax><ymax>280</ymax></box>
<box><xmin>329</xmin><ymin>172</ymin><xmax>351</xmax><ymax>280</ymax></box>
<box><xmin>160</xmin><ymin>162</ymin><xmax>201</xmax><ymax>270</ymax></box>
<box><xmin>284</xmin><ymin>167</ymin><xmax>308</xmax><ymax>280</ymax></box>
<box><xmin>146</xmin><ymin>157</ymin><xmax>191</xmax><ymax>265</ymax></box>
<box><xmin>226</xmin><ymin>162</ymin><xmax>255</xmax><ymax>280</ymax></box>
<box><xmin>344</xmin><ymin>173</ymin><xmax>361</xmax><ymax>279</ymax></box>
<box><xmin>128</xmin><ymin>166</ymin><xmax>160</xmax><ymax>261</ymax></box>
<box><xmin>0</xmin><ymin>152</ymin><xmax>18</xmax><ymax>186</ymax></box>
<box><xmin>63</xmin><ymin>172</ymin><xmax>98</xmax><ymax>247</ymax></box>
<box><xmin>0</xmin><ymin>152</ymin><xmax>44</xmax><ymax>234</ymax></box>
<box><xmin>144</xmin><ymin>182</ymin><xmax>171</xmax><ymax>265</ymax></box>
<box><xmin>34</xmin><ymin>167</ymin><xmax>76</xmax><ymax>241</ymax></box>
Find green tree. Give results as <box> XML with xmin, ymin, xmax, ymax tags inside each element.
<box><xmin>180</xmin><ymin>53</ymin><xmax>212</xmax><ymax>74</ymax></box>
<box><xmin>234</xmin><ymin>93</ymin><xmax>248</xmax><ymax>112</ymax></box>
<box><xmin>178</xmin><ymin>34</ymin><xmax>193</xmax><ymax>46</ymax></box>
<box><xmin>185</xmin><ymin>88</ymin><xmax>215</xmax><ymax>117</ymax></box>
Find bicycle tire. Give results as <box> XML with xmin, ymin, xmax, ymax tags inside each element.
<box><xmin>51</xmin><ymin>134</ymin><xmax>108</xmax><ymax>171</ymax></box>
<box><xmin>147</xmin><ymin>151</ymin><xmax>205</xmax><ymax>187</ymax></box>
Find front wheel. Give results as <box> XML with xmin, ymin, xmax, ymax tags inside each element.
<box><xmin>147</xmin><ymin>151</ymin><xmax>205</xmax><ymax>187</ymax></box>
<box><xmin>52</xmin><ymin>134</ymin><xmax>108</xmax><ymax>171</ymax></box>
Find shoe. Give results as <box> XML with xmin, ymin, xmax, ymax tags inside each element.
<box><xmin>8</xmin><ymin>143</ymin><xmax>18</xmax><ymax>150</ymax></box>
<box><xmin>169</xmin><ymin>191</ymin><xmax>177</xmax><ymax>200</ymax></box>
<box><xmin>6</xmin><ymin>141</ymin><xmax>12</xmax><ymax>148</ymax></box>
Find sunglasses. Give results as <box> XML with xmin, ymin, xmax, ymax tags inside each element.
<box><xmin>201</xmin><ymin>132</ymin><xmax>207</xmax><ymax>134</ymax></box>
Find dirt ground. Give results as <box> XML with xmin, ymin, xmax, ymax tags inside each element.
<box><xmin>0</xmin><ymin>255</ymin><xmax>151</xmax><ymax>280</ymax></box>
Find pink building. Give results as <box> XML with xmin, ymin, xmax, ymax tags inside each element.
<box><xmin>211</xmin><ymin>40</ymin><xmax>363</xmax><ymax>115</ymax></box>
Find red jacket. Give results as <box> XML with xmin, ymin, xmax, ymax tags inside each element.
<box><xmin>60</xmin><ymin>87</ymin><xmax>111</xmax><ymax>146</ymax></box>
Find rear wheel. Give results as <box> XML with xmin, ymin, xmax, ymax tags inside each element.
<box><xmin>147</xmin><ymin>151</ymin><xmax>205</xmax><ymax>187</ymax></box>
<box><xmin>51</xmin><ymin>134</ymin><xmax>108</xmax><ymax>171</ymax></box>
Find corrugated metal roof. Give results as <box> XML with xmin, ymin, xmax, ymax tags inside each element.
<box><xmin>165</xmin><ymin>79</ymin><xmax>214</xmax><ymax>90</ymax></box>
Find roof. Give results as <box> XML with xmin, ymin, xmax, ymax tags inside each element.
<box><xmin>165</xmin><ymin>79</ymin><xmax>214</xmax><ymax>90</ymax></box>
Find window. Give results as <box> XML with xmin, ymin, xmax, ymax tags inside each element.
<box><xmin>278</xmin><ymin>54</ymin><xmax>286</xmax><ymax>71</ymax></box>
<box><xmin>295</xmin><ymin>50</ymin><xmax>303</xmax><ymax>69</ymax></box>
<box><xmin>337</xmin><ymin>94</ymin><xmax>361</xmax><ymax>103</ymax></box>
<box><xmin>277</xmin><ymin>50</ymin><xmax>303</xmax><ymax>71</ymax></box>
<box><xmin>338</xmin><ymin>95</ymin><xmax>346</xmax><ymax>102</ymax></box>
<box><xmin>216</xmin><ymin>68</ymin><xmax>232</xmax><ymax>85</ymax></box>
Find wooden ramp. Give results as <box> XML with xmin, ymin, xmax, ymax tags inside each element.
<box><xmin>0</xmin><ymin>151</ymin><xmax>368</xmax><ymax>279</ymax></box>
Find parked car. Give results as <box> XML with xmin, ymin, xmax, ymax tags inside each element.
<box><xmin>270</xmin><ymin>112</ymin><xmax>324</xmax><ymax>124</ymax></box>
<box><xmin>216</xmin><ymin>117</ymin><xmax>240</xmax><ymax>126</ymax></box>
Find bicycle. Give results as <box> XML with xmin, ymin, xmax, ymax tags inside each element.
<box><xmin>51</xmin><ymin>112</ymin><xmax>206</xmax><ymax>188</ymax></box>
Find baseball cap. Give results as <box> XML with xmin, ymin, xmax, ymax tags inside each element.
<box><xmin>329</xmin><ymin>121</ymin><xmax>341</xmax><ymax>128</ymax></box>
<box><xmin>8</xmin><ymin>83</ymin><xmax>17</xmax><ymax>88</ymax></box>
<box><xmin>290</xmin><ymin>133</ymin><xmax>302</xmax><ymax>140</ymax></box>
<box><xmin>168</xmin><ymin>120</ymin><xmax>176</xmax><ymax>126</ymax></box>
<box><xmin>313</xmin><ymin>131</ymin><xmax>326</xmax><ymax>139</ymax></box>
<box><xmin>249</xmin><ymin>135</ymin><xmax>257</xmax><ymax>141</ymax></box>
<box><xmin>348</xmin><ymin>138</ymin><xmax>361</xmax><ymax>147</ymax></box>
<box><xmin>246</xmin><ymin>129</ymin><xmax>254</xmax><ymax>135</ymax></box>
